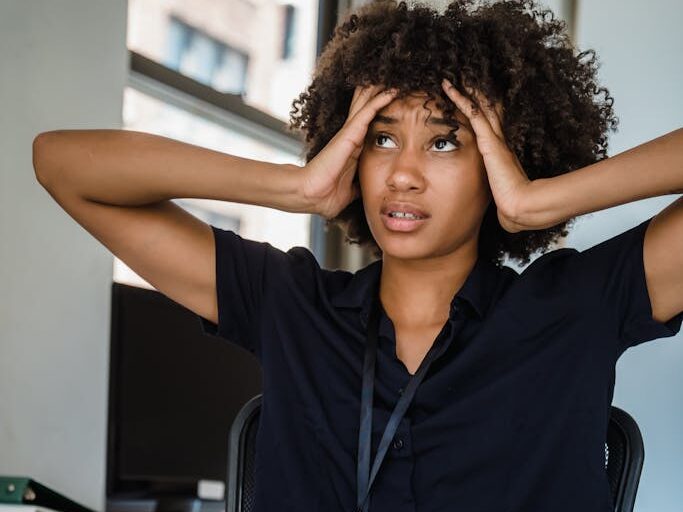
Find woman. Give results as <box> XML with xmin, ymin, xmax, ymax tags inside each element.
<box><xmin>33</xmin><ymin>0</ymin><xmax>683</xmax><ymax>510</ymax></box>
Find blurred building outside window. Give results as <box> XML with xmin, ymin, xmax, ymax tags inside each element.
<box><xmin>116</xmin><ymin>0</ymin><xmax>319</xmax><ymax>288</ymax></box>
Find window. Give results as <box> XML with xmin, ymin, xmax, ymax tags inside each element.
<box><xmin>127</xmin><ymin>0</ymin><xmax>320</xmax><ymax>121</ymax></box>
<box><xmin>118</xmin><ymin>0</ymin><xmax>336</xmax><ymax>288</ymax></box>
<box><xmin>166</xmin><ymin>16</ymin><xmax>249</xmax><ymax>95</ymax></box>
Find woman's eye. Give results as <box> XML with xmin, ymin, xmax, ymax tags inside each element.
<box><xmin>372</xmin><ymin>134</ymin><xmax>459</xmax><ymax>151</ymax></box>
<box><xmin>432</xmin><ymin>138</ymin><xmax>459</xmax><ymax>152</ymax></box>
<box><xmin>375</xmin><ymin>134</ymin><xmax>397</xmax><ymax>148</ymax></box>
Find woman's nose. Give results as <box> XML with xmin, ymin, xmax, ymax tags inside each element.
<box><xmin>386</xmin><ymin>147</ymin><xmax>425</xmax><ymax>192</ymax></box>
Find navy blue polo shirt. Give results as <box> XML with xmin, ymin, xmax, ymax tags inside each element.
<box><xmin>198</xmin><ymin>215</ymin><xmax>682</xmax><ymax>512</ymax></box>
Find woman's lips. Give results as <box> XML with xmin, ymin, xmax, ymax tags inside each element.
<box><xmin>381</xmin><ymin>213</ymin><xmax>428</xmax><ymax>232</ymax></box>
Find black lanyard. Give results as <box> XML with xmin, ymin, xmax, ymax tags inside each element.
<box><xmin>355</xmin><ymin>294</ymin><xmax>465</xmax><ymax>512</ymax></box>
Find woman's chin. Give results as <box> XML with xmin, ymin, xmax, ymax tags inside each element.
<box><xmin>377</xmin><ymin>238</ymin><xmax>434</xmax><ymax>261</ymax></box>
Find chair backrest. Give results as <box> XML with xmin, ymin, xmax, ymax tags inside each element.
<box><xmin>606</xmin><ymin>405</ymin><xmax>645</xmax><ymax>512</ymax></box>
<box><xmin>226</xmin><ymin>393</ymin><xmax>262</xmax><ymax>512</ymax></box>
<box><xmin>225</xmin><ymin>396</ymin><xmax>645</xmax><ymax>512</ymax></box>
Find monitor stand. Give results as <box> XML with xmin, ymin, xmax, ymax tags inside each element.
<box><xmin>154</xmin><ymin>498</ymin><xmax>201</xmax><ymax>512</ymax></box>
<box><xmin>107</xmin><ymin>497</ymin><xmax>224</xmax><ymax>512</ymax></box>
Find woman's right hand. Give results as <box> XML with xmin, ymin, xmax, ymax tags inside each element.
<box><xmin>301</xmin><ymin>84</ymin><xmax>398</xmax><ymax>220</ymax></box>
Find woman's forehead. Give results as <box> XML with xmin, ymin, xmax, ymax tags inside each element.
<box><xmin>378</xmin><ymin>92</ymin><xmax>469</xmax><ymax>126</ymax></box>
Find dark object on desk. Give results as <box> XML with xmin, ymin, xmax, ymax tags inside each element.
<box><xmin>0</xmin><ymin>476</ymin><xmax>96</xmax><ymax>512</ymax></box>
<box><xmin>224</xmin><ymin>399</ymin><xmax>645</xmax><ymax>512</ymax></box>
<box><xmin>106</xmin><ymin>282</ymin><xmax>261</xmax><ymax>507</ymax></box>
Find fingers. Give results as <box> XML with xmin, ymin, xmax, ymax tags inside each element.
<box><xmin>313</xmin><ymin>85</ymin><xmax>397</xmax><ymax>186</ymax></box>
<box><xmin>348</xmin><ymin>84</ymin><xmax>387</xmax><ymax>119</ymax></box>
<box><xmin>343</xmin><ymin>86</ymin><xmax>398</xmax><ymax>144</ymax></box>
<box><xmin>472</xmin><ymin>88</ymin><xmax>504</xmax><ymax>138</ymax></box>
<box><xmin>442</xmin><ymin>78</ymin><xmax>504</xmax><ymax>141</ymax></box>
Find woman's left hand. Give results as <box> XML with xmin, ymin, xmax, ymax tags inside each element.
<box><xmin>441</xmin><ymin>78</ymin><xmax>533</xmax><ymax>233</ymax></box>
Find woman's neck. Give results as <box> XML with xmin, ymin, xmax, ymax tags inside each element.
<box><xmin>378</xmin><ymin>245</ymin><xmax>478</xmax><ymax>328</ymax></box>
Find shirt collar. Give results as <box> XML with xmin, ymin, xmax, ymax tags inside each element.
<box><xmin>330</xmin><ymin>256</ymin><xmax>503</xmax><ymax>328</ymax></box>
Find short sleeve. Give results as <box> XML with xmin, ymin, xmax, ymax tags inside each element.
<box><xmin>197</xmin><ymin>225</ymin><xmax>287</xmax><ymax>359</ymax></box>
<box><xmin>573</xmin><ymin>216</ymin><xmax>682</xmax><ymax>356</ymax></box>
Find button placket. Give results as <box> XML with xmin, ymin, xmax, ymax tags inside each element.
<box><xmin>390</xmin><ymin>417</ymin><xmax>411</xmax><ymax>457</ymax></box>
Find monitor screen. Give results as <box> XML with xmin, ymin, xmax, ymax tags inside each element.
<box><xmin>106</xmin><ymin>282</ymin><xmax>262</xmax><ymax>500</ymax></box>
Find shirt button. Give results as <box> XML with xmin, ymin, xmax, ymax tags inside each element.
<box><xmin>392</xmin><ymin>437</ymin><xmax>404</xmax><ymax>450</ymax></box>
<box><xmin>398</xmin><ymin>387</ymin><xmax>403</xmax><ymax>395</ymax></box>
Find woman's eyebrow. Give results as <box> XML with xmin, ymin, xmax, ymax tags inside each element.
<box><xmin>370</xmin><ymin>114</ymin><xmax>398</xmax><ymax>126</ymax></box>
<box><xmin>370</xmin><ymin>114</ymin><xmax>470</xmax><ymax>131</ymax></box>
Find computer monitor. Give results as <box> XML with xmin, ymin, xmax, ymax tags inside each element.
<box><xmin>106</xmin><ymin>282</ymin><xmax>261</xmax><ymax>510</ymax></box>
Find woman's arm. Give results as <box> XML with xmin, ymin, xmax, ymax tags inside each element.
<box><xmin>519</xmin><ymin>128</ymin><xmax>683</xmax><ymax>229</ymax></box>
<box><xmin>31</xmin><ymin>129</ymin><xmax>313</xmax><ymax>325</ymax></box>
<box><xmin>439</xmin><ymin>80</ymin><xmax>683</xmax><ymax>230</ymax></box>
<box><xmin>33</xmin><ymin>129</ymin><xmax>310</xmax><ymax>213</ymax></box>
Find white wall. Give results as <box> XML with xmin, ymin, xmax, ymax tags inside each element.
<box><xmin>568</xmin><ymin>1</ymin><xmax>683</xmax><ymax>510</ymax></box>
<box><xmin>0</xmin><ymin>2</ymin><xmax>128</xmax><ymax>510</ymax></box>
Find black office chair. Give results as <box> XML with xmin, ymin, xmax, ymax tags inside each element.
<box><xmin>225</xmin><ymin>395</ymin><xmax>644</xmax><ymax>512</ymax></box>
<box><xmin>226</xmin><ymin>394</ymin><xmax>262</xmax><ymax>512</ymax></box>
<box><xmin>605</xmin><ymin>406</ymin><xmax>645</xmax><ymax>512</ymax></box>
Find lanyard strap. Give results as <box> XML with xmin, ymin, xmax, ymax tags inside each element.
<box><xmin>355</xmin><ymin>294</ymin><xmax>461</xmax><ymax>512</ymax></box>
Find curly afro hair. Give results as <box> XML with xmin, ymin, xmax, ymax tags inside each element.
<box><xmin>288</xmin><ymin>0</ymin><xmax>618</xmax><ymax>267</ymax></box>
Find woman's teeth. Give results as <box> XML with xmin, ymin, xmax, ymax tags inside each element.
<box><xmin>389</xmin><ymin>211</ymin><xmax>423</xmax><ymax>219</ymax></box>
